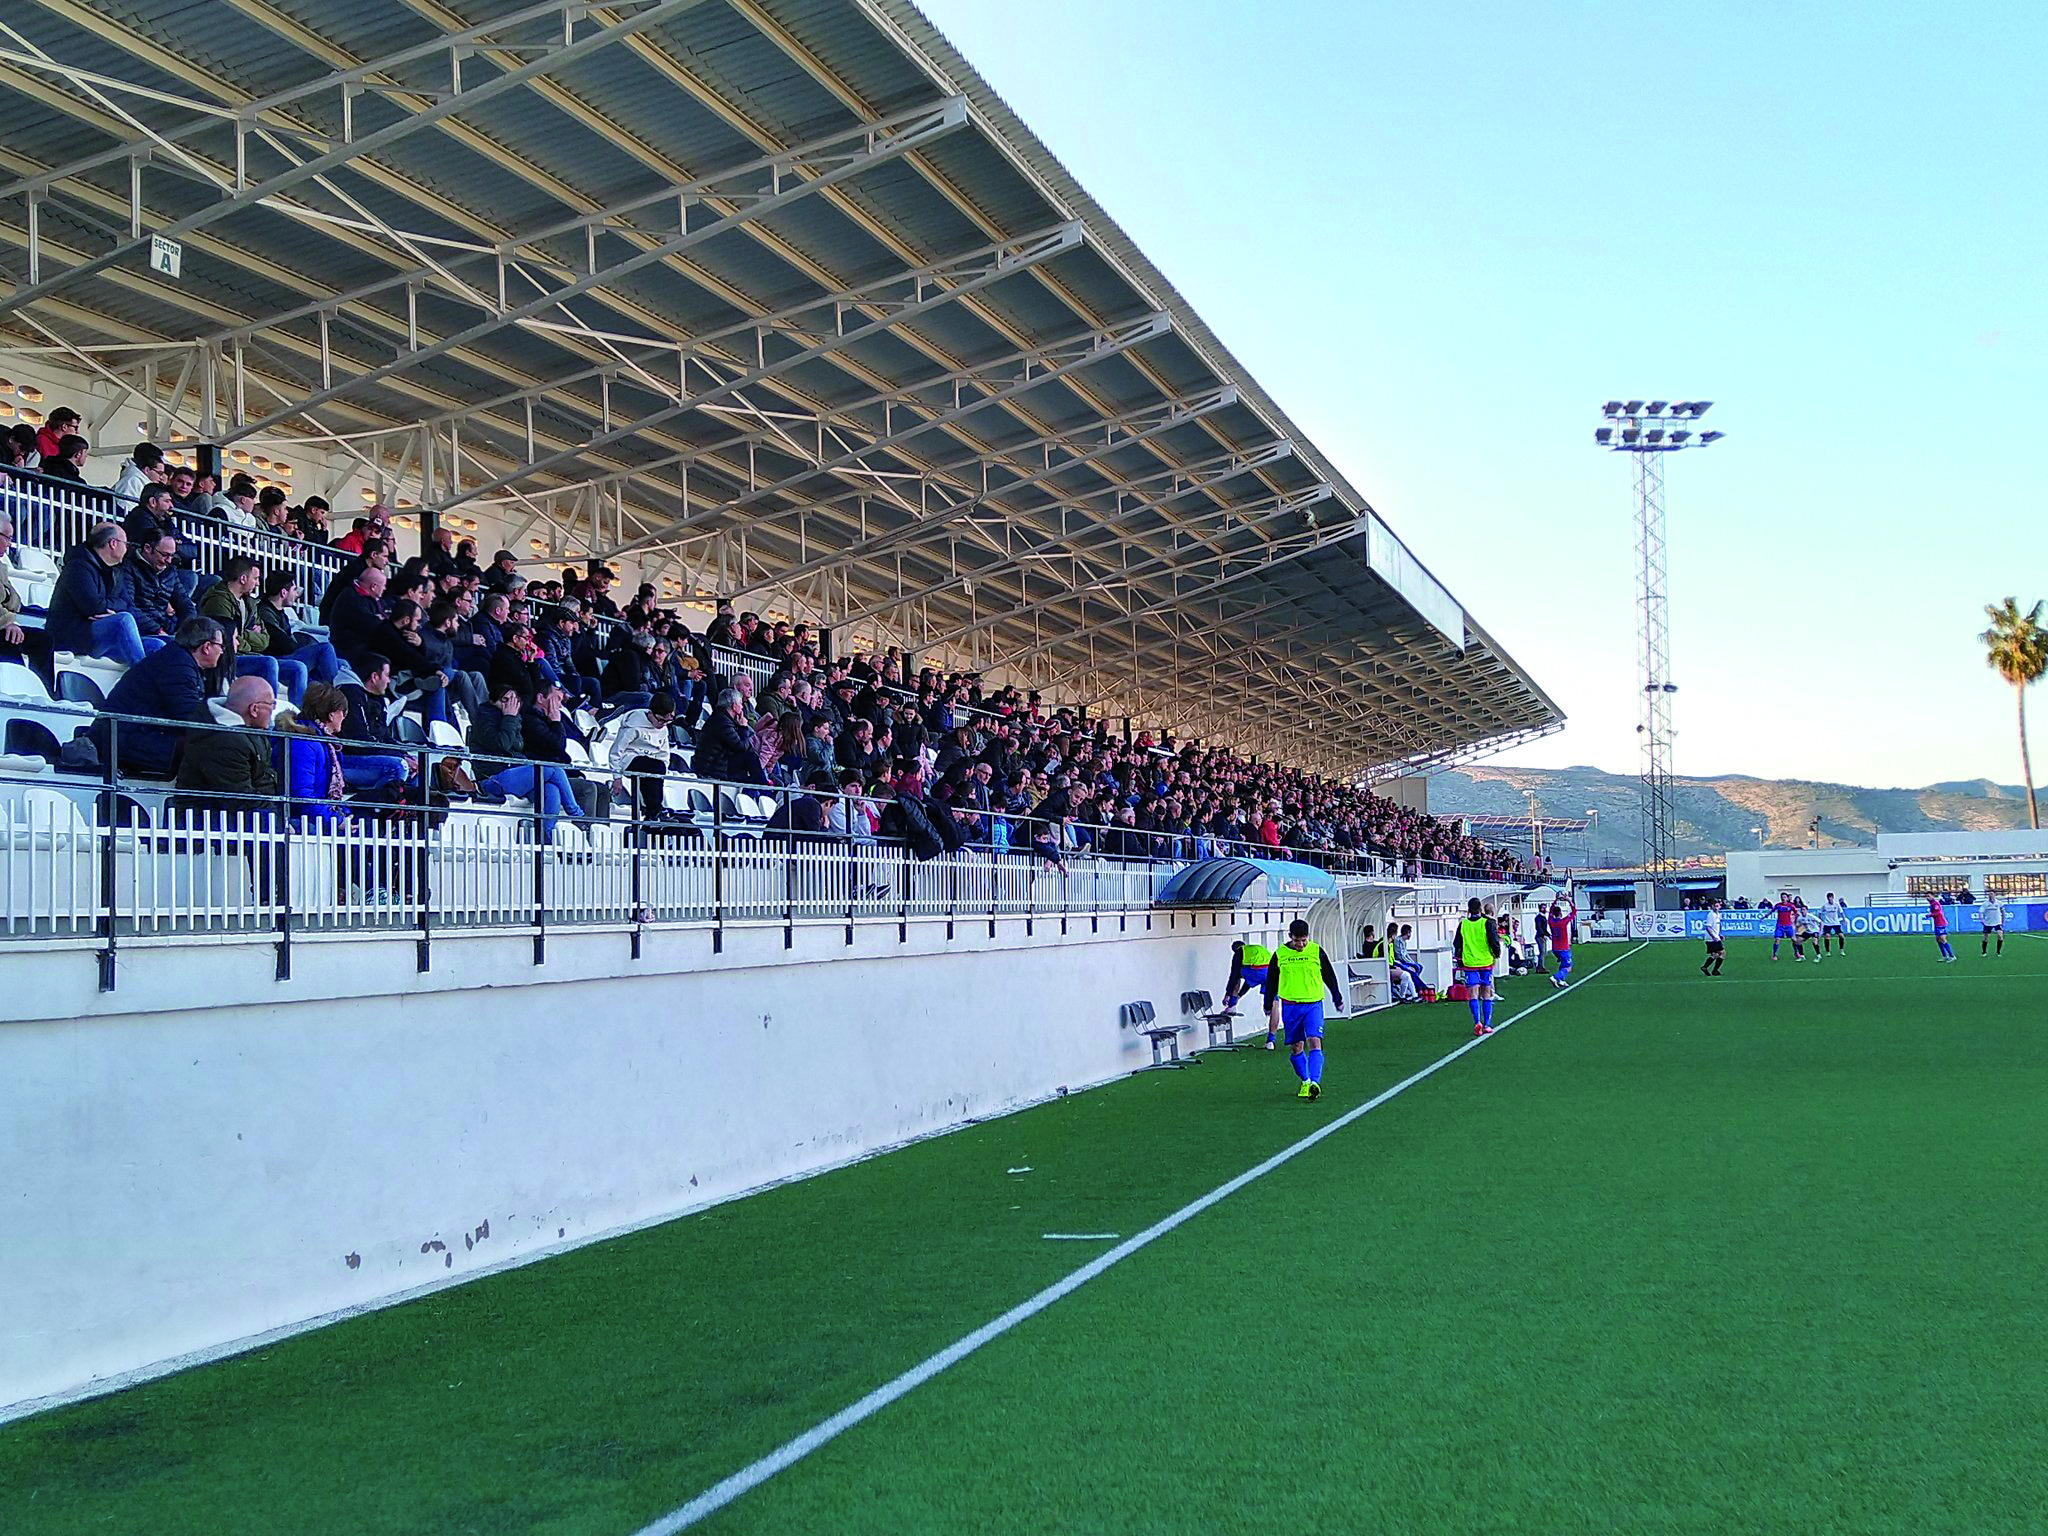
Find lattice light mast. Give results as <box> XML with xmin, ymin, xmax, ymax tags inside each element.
<box><xmin>1594</xmin><ymin>401</ymin><xmax>1725</xmax><ymax>892</ymax></box>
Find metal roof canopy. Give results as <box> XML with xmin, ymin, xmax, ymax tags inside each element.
<box><xmin>0</xmin><ymin>0</ymin><xmax>1562</xmax><ymax>778</ymax></box>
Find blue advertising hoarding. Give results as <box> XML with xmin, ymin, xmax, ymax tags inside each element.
<box><xmin>1628</xmin><ymin>904</ymin><xmax>2047</xmax><ymax>940</ymax></box>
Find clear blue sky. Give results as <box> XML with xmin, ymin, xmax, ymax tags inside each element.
<box><xmin>917</xmin><ymin>0</ymin><xmax>2046</xmax><ymax>788</ymax></box>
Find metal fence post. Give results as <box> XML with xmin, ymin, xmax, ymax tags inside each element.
<box><xmin>782</xmin><ymin>786</ymin><xmax>796</xmax><ymax>951</ymax></box>
<box><xmin>416</xmin><ymin>747</ymin><xmax>434</xmax><ymax>973</ymax></box>
<box><xmin>711</xmin><ymin>787</ymin><xmax>724</xmax><ymax>954</ymax></box>
<box><xmin>275</xmin><ymin>773</ymin><xmax>294</xmax><ymax>982</ymax></box>
<box><xmin>97</xmin><ymin>716</ymin><xmax>118</xmax><ymax>992</ymax></box>
<box><xmin>531</xmin><ymin>769</ymin><xmax>547</xmax><ymax>966</ymax></box>
<box><xmin>629</xmin><ymin>767</ymin><xmax>644</xmax><ymax>962</ymax></box>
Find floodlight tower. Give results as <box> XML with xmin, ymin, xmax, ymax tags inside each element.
<box><xmin>1594</xmin><ymin>400</ymin><xmax>1725</xmax><ymax>894</ymax></box>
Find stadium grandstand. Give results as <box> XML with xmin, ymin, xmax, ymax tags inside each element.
<box><xmin>0</xmin><ymin>0</ymin><xmax>1563</xmax><ymax>1496</ymax></box>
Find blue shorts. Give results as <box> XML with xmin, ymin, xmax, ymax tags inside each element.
<box><xmin>1459</xmin><ymin>968</ymin><xmax>1492</xmax><ymax>990</ymax></box>
<box><xmin>1239</xmin><ymin>966</ymin><xmax>1267</xmax><ymax>989</ymax></box>
<box><xmin>1774</xmin><ymin>925</ymin><xmax>1794</xmax><ymax>939</ymax></box>
<box><xmin>1552</xmin><ymin>948</ymin><xmax>1572</xmax><ymax>966</ymax></box>
<box><xmin>1279</xmin><ymin>999</ymin><xmax>1323</xmax><ymax>1045</ymax></box>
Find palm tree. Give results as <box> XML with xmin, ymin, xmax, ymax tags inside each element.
<box><xmin>1980</xmin><ymin>597</ymin><xmax>2048</xmax><ymax>829</ymax></box>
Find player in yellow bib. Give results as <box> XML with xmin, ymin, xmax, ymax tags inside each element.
<box><xmin>1261</xmin><ymin>918</ymin><xmax>1346</xmax><ymax>1100</ymax></box>
<box><xmin>1456</xmin><ymin>896</ymin><xmax>1499</xmax><ymax>1036</ymax></box>
<box><xmin>1223</xmin><ymin>938</ymin><xmax>1277</xmax><ymax>1049</ymax></box>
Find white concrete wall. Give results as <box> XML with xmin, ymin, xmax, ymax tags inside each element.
<box><xmin>0</xmin><ymin>910</ymin><xmax>1289</xmax><ymax>1414</ymax></box>
<box><xmin>1876</xmin><ymin>830</ymin><xmax>2048</xmax><ymax>859</ymax></box>
<box><xmin>1727</xmin><ymin>834</ymin><xmax>2048</xmax><ymax>906</ymax></box>
<box><xmin>1723</xmin><ymin>847</ymin><xmax>1890</xmax><ymax>905</ymax></box>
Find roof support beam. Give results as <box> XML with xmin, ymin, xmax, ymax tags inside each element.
<box><xmin>218</xmin><ymin>96</ymin><xmax>970</xmax><ymax>442</ymax></box>
<box><xmin>603</xmin><ymin>312</ymin><xmax>1173</xmax><ymax>557</ymax></box>
<box><xmin>431</xmin><ymin>215</ymin><xmax>1074</xmax><ymax>512</ymax></box>
<box><xmin>2</xmin><ymin>0</ymin><xmax>713</xmax><ymax>311</ymax></box>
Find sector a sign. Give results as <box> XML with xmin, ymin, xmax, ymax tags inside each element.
<box><xmin>148</xmin><ymin>234</ymin><xmax>183</xmax><ymax>279</ymax></box>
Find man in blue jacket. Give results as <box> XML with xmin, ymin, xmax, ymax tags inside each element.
<box><xmin>102</xmin><ymin>617</ymin><xmax>226</xmax><ymax>776</ymax></box>
<box><xmin>48</xmin><ymin>524</ymin><xmax>149</xmax><ymax>664</ymax></box>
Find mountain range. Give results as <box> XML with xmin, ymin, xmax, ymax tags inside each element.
<box><xmin>1426</xmin><ymin>764</ymin><xmax>2037</xmax><ymax>866</ymax></box>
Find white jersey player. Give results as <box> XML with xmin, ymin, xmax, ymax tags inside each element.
<box><xmin>1818</xmin><ymin>893</ymin><xmax>1847</xmax><ymax>955</ymax></box>
<box><xmin>1981</xmin><ymin>899</ymin><xmax>2007</xmax><ymax>957</ymax></box>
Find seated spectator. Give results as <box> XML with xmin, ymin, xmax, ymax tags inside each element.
<box><xmin>281</xmin><ymin>683</ymin><xmax>351</xmax><ymax>828</ymax></box>
<box><xmin>598</xmin><ymin>627</ymin><xmax>657</xmax><ymax>709</ymax></box>
<box><xmin>292</xmin><ymin>496</ymin><xmax>332</xmax><ymax>544</ymax></box>
<box><xmin>201</xmin><ymin>554</ymin><xmax>302</xmax><ymax>704</ymax></box>
<box><xmin>693</xmin><ymin>687</ymin><xmax>768</xmax><ymax>785</ymax></box>
<box><xmin>487</xmin><ymin>620</ymin><xmax>545</xmax><ymax>704</ymax></box>
<box><xmin>801</xmin><ymin>714</ymin><xmax>836</xmax><ymax>779</ymax></box>
<box><xmin>460</xmin><ymin>590</ymin><xmax>508</xmax><ymax>673</ymax></box>
<box><xmin>111</xmin><ymin>442</ymin><xmax>165</xmax><ymax>509</ymax></box>
<box><xmin>522</xmin><ymin>682</ymin><xmax>608</xmax><ymax>819</ymax></box>
<box><xmin>121</xmin><ymin>483</ymin><xmax>200</xmax><ymax>607</ymax></box>
<box><xmin>823</xmin><ymin>772</ymin><xmax>880</xmax><ymax>845</ymax></box>
<box><xmin>34</xmin><ymin>408</ymin><xmax>81</xmax><ymax>463</ymax></box>
<box><xmin>319</xmin><ymin>535</ymin><xmax>389</xmax><ymax>621</ymax></box>
<box><xmin>215</xmin><ymin>475</ymin><xmax>261</xmax><ymax>529</ymax></box>
<box><xmin>542</xmin><ymin>602</ymin><xmax>601</xmax><ymax>707</ymax></box>
<box><xmin>174</xmin><ymin>674</ymin><xmax>278</xmax><ymax>822</ymax></box>
<box><xmin>48</xmin><ymin>523</ymin><xmax>152</xmax><ymax>664</ymax></box>
<box><xmin>419</xmin><ymin>599</ymin><xmax>485</xmax><ymax>724</ymax></box>
<box><xmin>466</xmin><ymin>682</ymin><xmax>583</xmax><ymax>841</ymax></box>
<box><xmin>41</xmin><ymin>432</ymin><xmax>91</xmax><ymax>484</ymax></box>
<box><xmin>764</xmin><ymin>772</ymin><xmax>832</xmax><ymax>843</ymax></box>
<box><xmin>166</xmin><ymin>463</ymin><xmax>206</xmax><ymax>516</ymax></box>
<box><xmin>124</xmin><ymin>527</ymin><xmax>196</xmax><ymax>647</ymax></box>
<box><xmin>606</xmin><ymin>691</ymin><xmax>682</xmax><ymax>822</ymax></box>
<box><xmin>877</xmin><ymin>761</ymin><xmax>949</xmax><ymax>862</ymax></box>
<box><xmin>327</xmin><ymin>563</ymin><xmax>389</xmax><ymax>668</ymax></box>
<box><xmin>101</xmin><ymin>617</ymin><xmax>226</xmax><ymax>777</ymax></box>
<box><xmin>0</xmin><ymin>510</ymin><xmax>28</xmax><ymax>658</ymax></box>
<box><xmin>257</xmin><ymin>485</ymin><xmax>292</xmax><ymax>534</ymax></box>
<box><xmin>336</xmin><ymin>654</ymin><xmax>415</xmax><ymax>793</ymax></box>
<box><xmin>253</xmin><ymin>570</ymin><xmax>339</xmax><ymax>698</ymax></box>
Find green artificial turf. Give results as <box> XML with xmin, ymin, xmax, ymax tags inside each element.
<box><xmin>7</xmin><ymin>936</ymin><xmax>2047</xmax><ymax>1535</ymax></box>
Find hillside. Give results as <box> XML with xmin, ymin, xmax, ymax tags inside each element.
<box><xmin>1428</xmin><ymin>764</ymin><xmax>2035</xmax><ymax>865</ymax></box>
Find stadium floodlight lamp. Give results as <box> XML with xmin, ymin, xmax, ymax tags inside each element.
<box><xmin>1624</xmin><ymin>399</ymin><xmax>1645</xmax><ymax>414</ymax></box>
<box><xmin>1690</xmin><ymin>400</ymin><xmax>1713</xmax><ymax>417</ymax></box>
<box><xmin>1620</xmin><ymin>426</ymin><xmax>1641</xmax><ymax>443</ymax></box>
<box><xmin>1668</xmin><ymin>429</ymin><xmax>1691</xmax><ymax>443</ymax></box>
<box><xmin>1662</xmin><ymin>683</ymin><xmax>1678</xmax><ymax>693</ymax></box>
<box><xmin>1699</xmin><ymin>430</ymin><xmax>1725</xmax><ymax>444</ymax></box>
<box><xmin>1647</xmin><ymin>400</ymin><xmax>1669</xmax><ymax>415</ymax></box>
<box><xmin>1594</xmin><ymin>426</ymin><xmax>1614</xmax><ymax>444</ymax></box>
<box><xmin>1603</xmin><ymin>400</ymin><xmax>1624</xmax><ymax>417</ymax></box>
<box><xmin>1644</xmin><ymin>428</ymin><xmax>1665</xmax><ymax>443</ymax></box>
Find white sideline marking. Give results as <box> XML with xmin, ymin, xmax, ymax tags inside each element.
<box><xmin>631</xmin><ymin>943</ymin><xmax>1646</xmax><ymax>1534</ymax></box>
<box><xmin>1041</xmin><ymin>1233</ymin><xmax>1120</xmax><ymax>1241</ymax></box>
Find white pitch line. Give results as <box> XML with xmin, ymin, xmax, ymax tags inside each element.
<box><xmin>1041</xmin><ymin>1233</ymin><xmax>1120</xmax><ymax>1241</ymax></box>
<box><xmin>629</xmin><ymin>943</ymin><xmax>1646</xmax><ymax>1535</ymax></box>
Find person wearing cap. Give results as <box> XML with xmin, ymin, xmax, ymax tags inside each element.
<box><xmin>1261</xmin><ymin>919</ymin><xmax>1344</xmax><ymax>1099</ymax></box>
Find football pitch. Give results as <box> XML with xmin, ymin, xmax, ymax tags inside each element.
<box><xmin>8</xmin><ymin>935</ymin><xmax>2048</xmax><ymax>1534</ymax></box>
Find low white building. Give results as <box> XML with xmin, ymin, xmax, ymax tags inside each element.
<box><xmin>1725</xmin><ymin>831</ymin><xmax>2048</xmax><ymax>906</ymax></box>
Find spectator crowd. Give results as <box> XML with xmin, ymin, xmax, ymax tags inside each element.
<box><xmin>1</xmin><ymin>423</ymin><xmax>1526</xmax><ymax>884</ymax></box>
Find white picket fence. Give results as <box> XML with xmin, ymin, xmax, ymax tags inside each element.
<box><xmin>0</xmin><ymin>791</ymin><xmax>1180</xmax><ymax>941</ymax></box>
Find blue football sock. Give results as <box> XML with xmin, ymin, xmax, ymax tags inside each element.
<box><xmin>1482</xmin><ymin>997</ymin><xmax>1494</xmax><ymax>1025</ymax></box>
<box><xmin>1290</xmin><ymin>1052</ymin><xmax>1308</xmax><ymax>1081</ymax></box>
<box><xmin>1468</xmin><ymin>996</ymin><xmax>1483</xmax><ymax>1025</ymax></box>
<box><xmin>1306</xmin><ymin>1048</ymin><xmax>1323</xmax><ymax>1083</ymax></box>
